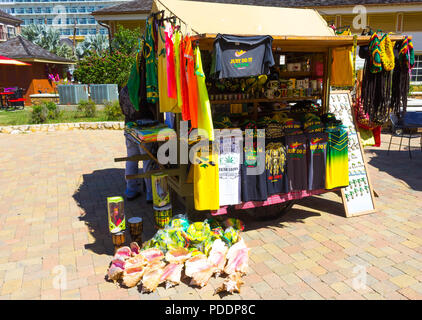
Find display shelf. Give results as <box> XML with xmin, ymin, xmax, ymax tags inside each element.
<box><xmin>277</xmin><ymin>71</ymin><xmax>313</xmax><ymax>77</ymax></box>
<box><xmin>210</xmin><ymin>96</ymin><xmax>321</xmax><ymax>104</ymax></box>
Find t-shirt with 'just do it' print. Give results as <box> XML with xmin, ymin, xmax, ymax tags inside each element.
<box><xmin>285</xmin><ymin>134</ymin><xmax>308</xmax><ymax>191</ymax></box>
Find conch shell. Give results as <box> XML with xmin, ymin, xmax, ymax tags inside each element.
<box><xmin>139</xmin><ymin>248</ymin><xmax>164</xmax><ymax>264</ymax></box>
<box><xmin>141</xmin><ymin>261</ymin><xmax>165</xmax><ymax>293</ymax></box>
<box><xmin>165</xmin><ymin>248</ymin><xmax>191</xmax><ymax>264</ymax></box>
<box><xmin>215</xmin><ymin>273</ymin><xmax>244</xmax><ymax>294</ymax></box>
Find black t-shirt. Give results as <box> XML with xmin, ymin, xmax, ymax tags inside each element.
<box><xmin>211</xmin><ymin>34</ymin><xmax>275</xmax><ymax>79</ymax></box>
<box><xmin>240</xmin><ymin>140</ymin><xmax>268</xmax><ymax>202</ymax></box>
<box><xmin>265</xmin><ymin>142</ymin><xmax>289</xmax><ymax>195</ymax></box>
<box><xmin>285</xmin><ymin>134</ymin><xmax>308</xmax><ymax>191</ymax></box>
<box><xmin>307</xmin><ymin>133</ymin><xmax>328</xmax><ymax>190</ymax></box>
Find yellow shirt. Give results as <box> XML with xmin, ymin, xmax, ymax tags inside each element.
<box><xmin>157</xmin><ymin>25</ymin><xmax>179</xmax><ymax>113</ymax></box>
<box><xmin>331</xmin><ymin>46</ymin><xmax>354</xmax><ymax>87</ymax></box>
<box><xmin>194</xmin><ymin>148</ymin><xmax>219</xmax><ymax>211</ymax></box>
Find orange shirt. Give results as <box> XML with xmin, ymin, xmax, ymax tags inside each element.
<box><xmin>183</xmin><ymin>36</ymin><xmax>198</xmax><ymax>128</ymax></box>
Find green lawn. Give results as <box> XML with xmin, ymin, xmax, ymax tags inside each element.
<box><xmin>0</xmin><ymin>108</ymin><xmax>123</xmax><ymax>126</ymax></box>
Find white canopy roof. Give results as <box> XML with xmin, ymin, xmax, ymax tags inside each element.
<box><xmin>152</xmin><ymin>0</ymin><xmax>335</xmax><ymax>37</ymax></box>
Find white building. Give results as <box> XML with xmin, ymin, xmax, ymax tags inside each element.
<box><xmin>0</xmin><ymin>0</ymin><xmax>130</xmax><ymax>38</ymax></box>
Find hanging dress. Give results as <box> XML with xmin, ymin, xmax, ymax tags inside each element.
<box><xmin>165</xmin><ymin>23</ymin><xmax>177</xmax><ymax>99</ymax></box>
<box><xmin>157</xmin><ymin>24</ymin><xmax>178</xmax><ymax>113</ymax></box>
<box><xmin>173</xmin><ymin>29</ymin><xmax>183</xmax><ymax>111</ymax></box>
<box><xmin>194</xmin><ymin>46</ymin><xmax>214</xmax><ymax>141</ymax></box>
<box><xmin>325</xmin><ymin>127</ymin><xmax>349</xmax><ymax>189</ymax></box>
<box><xmin>144</xmin><ymin>18</ymin><xmax>159</xmax><ymax>104</ymax></box>
<box><xmin>184</xmin><ymin>36</ymin><xmax>198</xmax><ymax>128</ymax></box>
<box><xmin>180</xmin><ymin>36</ymin><xmax>190</xmax><ymax>121</ymax></box>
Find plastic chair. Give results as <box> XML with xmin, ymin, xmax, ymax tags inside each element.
<box><xmin>7</xmin><ymin>88</ymin><xmax>25</xmax><ymax>110</ymax></box>
<box><xmin>387</xmin><ymin>113</ymin><xmax>420</xmax><ymax>159</ymax></box>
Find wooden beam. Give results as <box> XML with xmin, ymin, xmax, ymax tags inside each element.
<box><xmin>114</xmin><ymin>154</ymin><xmax>152</xmax><ymax>162</ymax></box>
<box><xmin>126</xmin><ymin>168</ymin><xmax>181</xmax><ymax>180</ymax></box>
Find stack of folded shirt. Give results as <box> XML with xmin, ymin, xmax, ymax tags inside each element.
<box><xmin>303</xmin><ymin>113</ymin><xmax>325</xmax><ymax>133</ymax></box>
<box><xmin>282</xmin><ymin>119</ymin><xmax>303</xmax><ymax>136</ymax></box>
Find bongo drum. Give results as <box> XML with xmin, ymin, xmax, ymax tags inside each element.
<box><xmin>153</xmin><ymin>204</ymin><xmax>172</xmax><ymax>229</ymax></box>
<box><xmin>111</xmin><ymin>230</ymin><xmax>125</xmax><ymax>251</ymax></box>
<box><xmin>128</xmin><ymin>217</ymin><xmax>143</xmax><ymax>244</ymax></box>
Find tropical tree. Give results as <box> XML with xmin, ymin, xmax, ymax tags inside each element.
<box><xmin>111</xmin><ymin>25</ymin><xmax>142</xmax><ymax>55</ymax></box>
<box><xmin>21</xmin><ymin>24</ymin><xmax>75</xmax><ymax>60</ymax></box>
<box><xmin>76</xmin><ymin>34</ymin><xmax>109</xmax><ymax>59</ymax></box>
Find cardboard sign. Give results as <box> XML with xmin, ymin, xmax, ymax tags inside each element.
<box><xmin>328</xmin><ymin>91</ymin><xmax>376</xmax><ymax>217</ymax></box>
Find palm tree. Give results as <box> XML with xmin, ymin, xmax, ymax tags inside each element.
<box><xmin>76</xmin><ymin>34</ymin><xmax>109</xmax><ymax>58</ymax></box>
<box><xmin>21</xmin><ymin>24</ymin><xmax>75</xmax><ymax>60</ymax></box>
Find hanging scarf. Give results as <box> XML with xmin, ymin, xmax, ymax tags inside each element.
<box><xmin>399</xmin><ymin>36</ymin><xmax>415</xmax><ymax>70</ymax></box>
<box><xmin>144</xmin><ymin>18</ymin><xmax>159</xmax><ymax>104</ymax></box>
<box><xmin>379</xmin><ymin>33</ymin><xmax>395</xmax><ymax>72</ymax></box>
<box><xmin>369</xmin><ymin>33</ymin><xmax>382</xmax><ymax>73</ymax></box>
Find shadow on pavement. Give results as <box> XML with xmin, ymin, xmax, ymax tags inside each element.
<box><xmin>367</xmin><ymin>148</ymin><xmax>422</xmax><ymax>192</ymax></box>
<box><xmin>72</xmin><ymin>168</ymin><xmax>157</xmax><ymax>256</ymax></box>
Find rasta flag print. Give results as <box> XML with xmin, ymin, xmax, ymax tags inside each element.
<box><xmin>326</xmin><ymin>128</ymin><xmax>349</xmax><ymax>189</ymax></box>
<box><xmin>194</xmin><ymin>149</ymin><xmax>219</xmax><ymax>211</ymax></box>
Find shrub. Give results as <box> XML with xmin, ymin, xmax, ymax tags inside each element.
<box><xmin>104</xmin><ymin>100</ymin><xmax>123</xmax><ymax>121</ymax></box>
<box><xmin>73</xmin><ymin>51</ymin><xmax>135</xmax><ymax>88</ymax></box>
<box><xmin>44</xmin><ymin>101</ymin><xmax>60</xmax><ymax>120</ymax></box>
<box><xmin>31</xmin><ymin>104</ymin><xmax>48</xmax><ymax>124</ymax></box>
<box><xmin>77</xmin><ymin>100</ymin><xmax>96</xmax><ymax>118</ymax></box>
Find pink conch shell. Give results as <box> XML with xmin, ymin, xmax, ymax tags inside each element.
<box><xmin>215</xmin><ymin>273</ymin><xmax>244</xmax><ymax>294</ymax></box>
<box><xmin>114</xmin><ymin>246</ymin><xmax>132</xmax><ymax>260</ymax></box>
<box><xmin>165</xmin><ymin>248</ymin><xmax>191</xmax><ymax>264</ymax></box>
<box><xmin>185</xmin><ymin>254</ymin><xmax>215</xmax><ymax>288</ymax></box>
<box><xmin>122</xmin><ymin>271</ymin><xmax>143</xmax><ymax>288</ymax></box>
<box><xmin>111</xmin><ymin>256</ymin><xmax>126</xmax><ymax>270</ymax></box>
<box><xmin>141</xmin><ymin>261</ymin><xmax>165</xmax><ymax>293</ymax></box>
<box><xmin>139</xmin><ymin>248</ymin><xmax>164</xmax><ymax>264</ymax></box>
<box><xmin>160</xmin><ymin>263</ymin><xmax>183</xmax><ymax>289</ymax></box>
<box><xmin>224</xmin><ymin>238</ymin><xmax>249</xmax><ymax>275</ymax></box>
<box><xmin>130</xmin><ymin>242</ymin><xmax>141</xmax><ymax>255</ymax></box>
<box><xmin>107</xmin><ymin>266</ymin><xmax>124</xmax><ymax>282</ymax></box>
<box><xmin>207</xmin><ymin>239</ymin><xmax>228</xmax><ymax>277</ymax></box>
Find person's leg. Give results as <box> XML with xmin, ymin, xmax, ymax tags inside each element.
<box><xmin>125</xmin><ymin>135</ymin><xmax>141</xmax><ymax>199</ymax></box>
<box><xmin>138</xmin><ymin>143</ymin><xmax>154</xmax><ymax>202</ymax></box>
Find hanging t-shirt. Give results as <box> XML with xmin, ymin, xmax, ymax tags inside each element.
<box><xmin>194</xmin><ymin>148</ymin><xmax>219</xmax><ymax>211</ymax></box>
<box><xmin>240</xmin><ymin>131</ymin><xmax>268</xmax><ymax>202</ymax></box>
<box><xmin>326</xmin><ymin>128</ymin><xmax>349</xmax><ymax>189</ymax></box>
<box><xmin>265</xmin><ymin>142</ymin><xmax>289</xmax><ymax>195</ymax></box>
<box><xmin>165</xmin><ymin>24</ymin><xmax>177</xmax><ymax>99</ymax></box>
<box><xmin>218</xmin><ymin>135</ymin><xmax>241</xmax><ymax>206</ymax></box>
<box><xmin>211</xmin><ymin>34</ymin><xmax>275</xmax><ymax>79</ymax></box>
<box><xmin>184</xmin><ymin>36</ymin><xmax>198</xmax><ymax>127</ymax></box>
<box><xmin>307</xmin><ymin>133</ymin><xmax>328</xmax><ymax>190</ymax></box>
<box><xmin>173</xmin><ymin>30</ymin><xmax>183</xmax><ymax>111</ymax></box>
<box><xmin>180</xmin><ymin>36</ymin><xmax>190</xmax><ymax>121</ymax></box>
<box><xmin>331</xmin><ymin>46</ymin><xmax>354</xmax><ymax>87</ymax></box>
<box><xmin>195</xmin><ymin>47</ymin><xmax>214</xmax><ymax>141</ymax></box>
<box><xmin>144</xmin><ymin>19</ymin><xmax>159</xmax><ymax>104</ymax></box>
<box><xmin>285</xmin><ymin>134</ymin><xmax>308</xmax><ymax>191</ymax></box>
<box><xmin>157</xmin><ymin>25</ymin><xmax>178</xmax><ymax>113</ymax></box>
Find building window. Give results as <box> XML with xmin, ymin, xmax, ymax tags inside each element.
<box><xmin>47</xmin><ymin>19</ymin><xmax>52</xmax><ymax>25</ymax></box>
<box><xmin>26</xmin><ymin>8</ymin><xmax>33</xmax><ymax>14</ymax></box>
<box><xmin>7</xmin><ymin>26</ymin><xmax>16</xmax><ymax>39</ymax></box>
<box><xmin>411</xmin><ymin>55</ymin><xmax>422</xmax><ymax>83</ymax></box>
<box><xmin>396</xmin><ymin>13</ymin><xmax>403</xmax><ymax>33</ymax></box>
<box><xmin>0</xmin><ymin>25</ymin><xmax>5</xmax><ymax>40</ymax></box>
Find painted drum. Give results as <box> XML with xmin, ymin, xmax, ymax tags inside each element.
<box><xmin>153</xmin><ymin>204</ymin><xmax>172</xmax><ymax>229</ymax></box>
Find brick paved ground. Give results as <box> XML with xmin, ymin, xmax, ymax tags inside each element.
<box><xmin>0</xmin><ymin>130</ymin><xmax>421</xmax><ymax>300</ymax></box>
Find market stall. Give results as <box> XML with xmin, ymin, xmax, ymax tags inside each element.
<box><xmin>110</xmin><ymin>0</ymin><xmax>415</xmax><ymax>294</ymax></box>
<box><xmin>117</xmin><ymin>0</ymin><xmax>411</xmax><ymax>218</ymax></box>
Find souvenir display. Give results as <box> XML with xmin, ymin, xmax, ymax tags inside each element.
<box><xmin>107</xmin><ymin>196</ymin><xmax>125</xmax><ymax>233</ymax></box>
<box><xmin>151</xmin><ymin>172</ymin><xmax>170</xmax><ymax>207</ymax></box>
<box><xmin>112</xmin><ymin>4</ymin><xmax>413</xmax><ymax>295</ymax></box>
<box><xmin>106</xmin><ymin>214</ymin><xmax>248</xmax><ymax>294</ymax></box>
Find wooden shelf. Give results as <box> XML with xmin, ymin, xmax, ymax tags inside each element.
<box><xmin>278</xmin><ymin>71</ymin><xmax>313</xmax><ymax>77</ymax></box>
<box><xmin>210</xmin><ymin>96</ymin><xmax>321</xmax><ymax>104</ymax></box>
